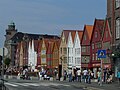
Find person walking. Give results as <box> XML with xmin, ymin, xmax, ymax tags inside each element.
<box><xmin>83</xmin><ymin>69</ymin><xmax>88</xmax><ymax>83</ymax></box>
<box><xmin>88</xmin><ymin>69</ymin><xmax>92</xmax><ymax>84</ymax></box>
<box><xmin>103</xmin><ymin>68</ymin><xmax>107</xmax><ymax>83</ymax></box>
<box><xmin>117</xmin><ymin>71</ymin><xmax>120</xmax><ymax>84</ymax></box>
<box><xmin>72</xmin><ymin>68</ymin><xmax>75</xmax><ymax>82</ymax></box>
<box><xmin>97</xmin><ymin>70</ymin><xmax>101</xmax><ymax>85</ymax></box>
<box><xmin>63</xmin><ymin>70</ymin><xmax>67</xmax><ymax>81</ymax></box>
<box><xmin>68</xmin><ymin>69</ymin><xmax>72</xmax><ymax>82</ymax></box>
<box><xmin>77</xmin><ymin>69</ymin><xmax>81</xmax><ymax>82</ymax></box>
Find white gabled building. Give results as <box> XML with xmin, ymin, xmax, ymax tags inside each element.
<box><xmin>73</xmin><ymin>31</ymin><xmax>83</xmax><ymax>70</ymax></box>
<box><xmin>67</xmin><ymin>30</ymin><xmax>83</xmax><ymax>71</ymax></box>
<box><xmin>28</xmin><ymin>40</ymin><xmax>37</xmax><ymax>71</ymax></box>
<box><xmin>67</xmin><ymin>32</ymin><xmax>73</xmax><ymax>69</ymax></box>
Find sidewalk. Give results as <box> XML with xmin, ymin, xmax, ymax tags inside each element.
<box><xmin>61</xmin><ymin>80</ymin><xmax>120</xmax><ymax>90</ymax></box>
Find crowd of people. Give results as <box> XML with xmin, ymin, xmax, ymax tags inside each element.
<box><xmin>7</xmin><ymin>66</ymin><xmax>119</xmax><ymax>85</ymax></box>
<box><xmin>63</xmin><ymin>68</ymin><xmax>116</xmax><ymax>85</ymax></box>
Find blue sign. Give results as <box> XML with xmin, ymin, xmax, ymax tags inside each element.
<box><xmin>97</xmin><ymin>50</ymin><xmax>106</xmax><ymax>58</ymax></box>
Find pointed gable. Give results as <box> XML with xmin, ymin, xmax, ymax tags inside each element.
<box><xmin>62</xmin><ymin>30</ymin><xmax>69</xmax><ymax>44</ymax></box>
<box><xmin>91</xmin><ymin>19</ymin><xmax>104</xmax><ymax>43</ymax></box>
<box><xmin>34</xmin><ymin>40</ymin><xmax>39</xmax><ymax>52</ymax></box>
<box><xmin>86</xmin><ymin>25</ymin><xmax>93</xmax><ymax>40</ymax></box>
<box><xmin>102</xmin><ymin>19</ymin><xmax>112</xmax><ymax>42</ymax></box>
<box><xmin>38</xmin><ymin>39</ymin><xmax>42</xmax><ymax>53</ymax></box>
<box><xmin>81</xmin><ymin>25</ymin><xmax>93</xmax><ymax>45</ymax></box>
<box><xmin>78</xmin><ymin>31</ymin><xmax>83</xmax><ymax>41</ymax></box>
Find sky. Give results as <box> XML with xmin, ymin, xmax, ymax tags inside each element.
<box><xmin>0</xmin><ymin>0</ymin><xmax>106</xmax><ymax>48</ymax></box>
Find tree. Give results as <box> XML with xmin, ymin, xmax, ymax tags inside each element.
<box><xmin>4</xmin><ymin>58</ymin><xmax>11</xmax><ymax>67</ymax></box>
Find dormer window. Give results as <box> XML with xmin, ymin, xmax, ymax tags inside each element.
<box><xmin>116</xmin><ymin>0</ymin><xmax>120</xmax><ymax>8</ymax></box>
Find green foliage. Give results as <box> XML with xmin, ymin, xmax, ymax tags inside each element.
<box><xmin>4</xmin><ymin>58</ymin><xmax>11</xmax><ymax>66</ymax></box>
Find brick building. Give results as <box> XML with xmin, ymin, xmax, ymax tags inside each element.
<box><xmin>107</xmin><ymin>0</ymin><xmax>120</xmax><ymax>77</ymax></box>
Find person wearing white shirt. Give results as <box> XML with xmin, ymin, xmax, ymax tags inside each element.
<box><xmin>83</xmin><ymin>69</ymin><xmax>88</xmax><ymax>83</ymax></box>
<box><xmin>77</xmin><ymin>69</ymin><xmax>81</xmax><ymax>82</ymax></box>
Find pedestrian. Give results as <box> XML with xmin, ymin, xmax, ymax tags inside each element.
<box><xmin>68</xmin><ymin>69</ymin><xmax>72</xmax><ymax>82</ymax></box>
<box><xmin>97</xmin><ymin>70</ymin><xmax>101</xmax><ymax>85</ymax></box>
<box><xmin>63</xmin><ymin>70</ymin><xmax>67</xmax><ymax>81</ymax></box>
<box><xmin>72</xmin><ymin>68</ymin><xmax>75</xmax><ymax>82</ymax></box>
<box><xmin>77</xmin><ymin>69</ymin><xmax>81</xmax><ymax>82</ymax></box>
<box><xmin>83</xmin><ymin>69</ymin><xmax>88</xmax><ymax>83</ymax></box>
<box><xmin>39</xmin><ymin>71</ymin><xmax>42</xmax><ymax>80</ymax></box>
<box><xmin>87</xmin><ymin>69</ymin><xmax>92</xmax><ymax>84</ymax></box>
<box><xmin>103</xmin><ymin>68</ymin><xmax>107</xmax><ymax>83</ymax></box>
<box><xmin>117</xmin><ymin>71</ymin><xmax>120</xmax><ymax>84</ymax></box>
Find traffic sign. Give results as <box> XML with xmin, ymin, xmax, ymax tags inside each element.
<box><xmin>97</xmin><ymin>50</ymin><xmax>106</xmax><ymax>58</ymax></box>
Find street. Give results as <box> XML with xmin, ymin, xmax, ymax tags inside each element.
<box><xmin>5</xmin><ymin>80</ymin><xmax>84</xmax><ymax>90</ymax></box>
<box><xmin>4</xmin><ymin>78</ymin><xmax>120</xmax><ymax>90</ymax></box>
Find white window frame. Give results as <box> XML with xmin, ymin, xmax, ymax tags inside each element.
<box><xmin>92</xmin><ymin>43</ymin><xmax>94</xmax><ymax>50</ymax></box>
<box><xmin>96</xmin><ymin>53</ymin><xmax>98</xmax><ymax>60</ymax></box>
<box><xmin>116</xmin><ymin>18</ymin><xmax>120</xmax><ymax>39</ymax></box>
<box><xmin>92</xmin><ymin>54</ymin><xmax>94</xmax><ymax>61</ymax></box>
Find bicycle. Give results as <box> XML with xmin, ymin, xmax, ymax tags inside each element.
<box><xmin>0</xmin><ymin>79</ymin><xmax>9</xmax><ymax>90</ymax></box>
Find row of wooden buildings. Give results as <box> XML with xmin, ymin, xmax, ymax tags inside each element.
<box><xmin>4</xmin><ymin>18</ymin><xmax>112</xmax><ymax>78</ymax></box>
<box><xmin>3</xmin><ymin>0</ymin><xmax>120</xmax><ymax>78</ymax></box>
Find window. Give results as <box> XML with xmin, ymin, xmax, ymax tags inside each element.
<box><xmin>82</xmin><ymin>46</ymin><xmax>86</xmax><ymax>52</ymax></box>
<box><xmin>116</xmin><ymin>18</ymin><xmax>120</xmax><ymax>39</ymax></box>
<box><xmin>92</xmin><ymin>54</ymin><xmax>94</xmax><ymax>61</ymax></box>
<box><xmin>96</xmin><ymin>53</ymin><xmax>98</xmax><ymax>60</ymax></box>
<box><xmin>64</xmin><ymin>57</ymin><xmax>67</xmax><ymax>63</ymax></box>
<box><xmin>60</xmin><ymin>48</ymin><xmax>62</xmax><ymax>54</ymax></box>
<box><xmin>95</xmin><ymin>32</ymin><xmax>98</xmax><ymax>38</ymax></box>
<box><xmin>63</xmin><ymin>48</ymin><xmax>67</xmax><ymax>54</ymax></box>
<box><xmin>92</xmin><ymin>43</ymin><xmax>94</xmax><ymax>50</ymax></box>
<box><xmin>41</xmin><ymin>50</ymin><xmax>46</xmax><ymax>54</ymax></box>
<box><xmin>41</xmin><ymin>58</ymin><xmax>46</xmax><ymax>63</ymax></box>
<box><xmin>87</xmin><ymin>46</ymin><xmax>90</xmax><ymax>52</ymax></box>
<box><xmin>116</xmin><ymin>0</ymin><xmax>120</xmax><ymax>8</ymax></box>
<box><xmin>75</xmin><ymin>48</ymin><xmax>80</xmax><ymax>55</ymax></box>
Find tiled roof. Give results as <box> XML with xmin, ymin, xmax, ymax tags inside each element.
<box><xmin>85</xmin><ymin>25</ymin><xmax>93</xmax><ymax>40</ymax></box>
<box><xmin>63</xmin><ymin>30</ymin><xmax>83</xmax><ymax>43</ymax></box>
<box><xmin>10</xmin><ymin>32</ymin><xmax>60</xmax><ymax>43</ymax></box>
<box><xmin>94</xmin><ymin>19</ymin><xmax>104</xmax><ymax>37</ymax></box>
<box><xmin>78</xmin><ymin>31</ymin><xmax>83</xmax><ymax>41</ymax></box>
<box><xmin>91</xmin><ymin>19</ymin><xmax>105</xmax><ymax>42</ymax></box>
<box><xmin>37</xmin><ymin>39</ymin><xmax>42</xmax><ymax>53</ymax></box>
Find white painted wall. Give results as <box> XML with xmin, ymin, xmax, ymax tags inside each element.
<box><xmin>28</xmin><ymin>40</ymin><xmax>37</xmax><ymax>71</ymax></box>
<box><xmin>74</xmin><ymin>31</ymin><xmax>81</xmax><ymax>70</ymax></box>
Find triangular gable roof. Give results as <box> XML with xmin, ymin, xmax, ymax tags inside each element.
<box><xmin>55</xmin><ymin>39</ymin><xmax>61</xmax><ymax>50</ymax></box>
<box><xmin>34</xmin><ymin>40</ymin><xmax>39</xmax><ymax>52</ymax></box>
<box><xmin>78</xmin><ymin>31</ymin><xmax>83</xmax><ymax>41</ymax></box>
<box><xmin>63</xmin><ymin>30</ymin><xmax>82</xmax><ymax>43</ymax></box>
<box><xmin>91</xmin><ymin>19</ymin><xmax>104</xmax><ymax>42</ymax></box>
<box><xmin>37</xmin><ymin>39</ymin><xmax>42</xmax><ymax>53</ymax></box>
<box><xmin>102</xmin><ymin>19</ymin><xmax>112</xmax><ymax>42</ymax></box>
<box><xmin>62</xmin><ymin>30</ymin><xmax>70</xmax><ymax>43</ymax></box>
<box><xmin>85</xmin><ymin>25</ymin><xmax>93</xmax><ymax>40</ymax></box>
